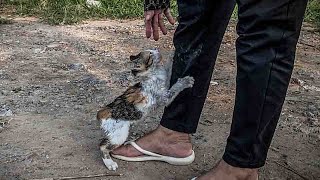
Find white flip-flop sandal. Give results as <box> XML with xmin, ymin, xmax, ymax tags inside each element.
<box><xmin>111</xmin><ymin>141</ymin><xmax>195</xmax><ymax>165</ymax></box>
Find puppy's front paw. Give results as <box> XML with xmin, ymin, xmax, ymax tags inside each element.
<box><xmin>177</xmin><ymin>76</ymin><xmax>195</xmax><ymax>88</ymax></box>
<box><xmin>102</xmin><ymin>158</ymin><xmax>118</xmax><ymax>171</ymax></box>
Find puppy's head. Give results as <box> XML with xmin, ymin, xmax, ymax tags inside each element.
<box><xmin>129</xmin><ymin>49</ymin><xmax>162</xmax><ymax>77</ymax></box>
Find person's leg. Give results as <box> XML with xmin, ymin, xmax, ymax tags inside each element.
<box><xmin>223</xmin><ymin>0</ymin><xmax>308</xmax><ymax>168</ymax></box>
<box><xmin>160</xmin><ymin>0</ymin><xmax>236</xmax><ymax>133</ymax></box>
<box><xmin>198</xmin><ymin>0</ymin><xmax>308</xmax><ymax>179</ymax></box>
<box><xmin>112</xmin><ymin>0</ymin><xmax>235</xmax><ymax>157</ymax></box>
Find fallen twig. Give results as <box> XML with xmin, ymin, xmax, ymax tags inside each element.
<box><xmin>269</xmin><ymin>146</ymin><xmax>280</xmax><ymax>153</ymax></box>
<box><xmin>33</xmin><ymin>173</ymin><xmax>123</xmax><ymax>180</ymax></box>
<box><xmin>270</xmin><ymin>160</ymin><xmax>310</xmax><ymax>180</ymax></box>
<box><xmin>298</xmin><ymin>40</ymin><xmax>319</xmax><ymax>50</ymax></box>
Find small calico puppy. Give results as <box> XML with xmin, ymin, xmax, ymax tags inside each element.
<box><xmin>97</xmin><ymin>49</ymin><xmax>194</xmax><ymax>170</ymax></box>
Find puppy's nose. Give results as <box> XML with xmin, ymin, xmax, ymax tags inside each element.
<box><xmin>131</xmin><ymin>69</ymin><xmax>139</xmax><ymax>76</ymax></box>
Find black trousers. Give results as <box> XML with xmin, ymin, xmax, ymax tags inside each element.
<box><xmin>160</xmin><ymin>0</ymin><xmax>307</xmax><ymax>168</ymax></box>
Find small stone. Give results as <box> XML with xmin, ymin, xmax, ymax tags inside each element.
<box><xmin>47</xmin><ymin>43</ymin><xmax>60</xmax><ymax>48</ymax></box>
<box><xmin>33</xmin><ymin>48</ymin><xmax>42</xmax><ymax>54</ymax></box>
<box><xmin>0</xmin><ymin>90</ymin><xmax>9</xmax><ymax>95</ymax></box>
<box><xmin>67</xmin><ymin>63</ymin><xmax>85</xmax><ymax>71</ymax></box>
<box><xmin>210</xmin><ymin>81</ymin><xmax>219</xmax><ymax>86</ymax></box>
<box><xmin>306</xmin><ymin>112</ymin><xmax>316</xmax><ymax>118</ymax></box>
<box><xmin>0</xmin><ymin>108</ymin><xmax>13</xmax><ymax>117</ymax></box>
<box><xmin>12</xmin><ymin>87</ymin><xmax>22</xmax><ymax>93</ymax></box>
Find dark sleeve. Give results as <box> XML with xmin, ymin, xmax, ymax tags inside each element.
<box><xmin>144</xmin><ymin>0</ymin><xmax>170</xmax><ymax>11</ymax></box>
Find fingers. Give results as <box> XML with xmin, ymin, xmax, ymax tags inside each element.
<box><xmin>145</xmin><ymin>11</ymin><xmax>154</xmax><ymax>38</ymax></box>
<box><xmin>164</xmin><ymin>8</ymin><xmax>175</xmax><ymax>25</ymax></box>
<box><xmin>152</xmin><ymin>10</ymin><xmax>160</xmax><ymax>41</ymax></box>
<box><xmin>144</xmin><ymin>8</ymin><xmax>175</xmax><ymax>40</ymax></box>
<box><xmin>158</xmin><ymin>13</ymin><xmax>167</xmax><ymax>35</ymax></box>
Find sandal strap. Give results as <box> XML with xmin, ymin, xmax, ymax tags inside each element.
<box><xmin>129</xmin><ymin>141</ymin><xmax>162</xmax><ymax>157</ymax></box>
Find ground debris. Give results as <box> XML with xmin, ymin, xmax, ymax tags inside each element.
<box><xmin>32</xmin><ymin>173</ymin><xmax>123</xmax><ymax>180</ymax></box>
<box><xmin>210</xmin><ymin>81</ymin><xmax>219</xmax><ymax>86</ymax></box>
<box><xmin>0</xmin><ymin>107</ymin><xmax>12</xmax><ymax>132</ymax></box>
<box><xmin>0</xmin><ymin>107</ymin><xmax>13</xmax><ymax>117</ymax></box>
<box><xmin>290</xmin><ymin>77</ymin><xmax>320</xmax><ymax>92</ymax></box>
<box><xmin>67</xmin><ymin>63</ymin><xmax>85</xmax><ymax>71</ymax></box>
<box><xmin>270</xmin><ymin>160</ymin><xmax>311</xmax><ymax>180</ymax></box>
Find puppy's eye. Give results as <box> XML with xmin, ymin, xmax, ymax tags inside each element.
<box><xmin>130</xmin><ymin>53</ymin><xmax>141</xmax><ymax>61</ymax></box>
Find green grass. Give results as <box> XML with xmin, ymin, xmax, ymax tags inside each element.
<box><xmin>305</xmin><ymin>0</ymin><xmax>320</xmax><ymax>29</ymax></box>
<box><xmin>8</xmin><ymin>0</ymin><xmax>104</xmax><ymax>24</ymax></box>
<box><xmin>5</xmin><ymin>0</ymin><xmax>177</xmax><ymax>24</ymax></box>
<box><xmin>3</xmin><ymin>0</ymin><xmax>320</xmax><ymax>29</ymax></box>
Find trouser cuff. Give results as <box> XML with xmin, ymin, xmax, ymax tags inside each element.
<box><xmin>222</xmin><ymin>153</ymin><xmax>265</xmax><ymax>168</ymax></box>
<box><xmin>160</xmin><ymin>118</ymin><xmax>197</xmax><ymax>134</ymax></box>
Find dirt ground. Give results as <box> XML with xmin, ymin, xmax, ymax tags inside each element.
<box><xmin>0</xmin><ymin>17</ymin><xmax>319</xmax><ymax>180</ymax></box>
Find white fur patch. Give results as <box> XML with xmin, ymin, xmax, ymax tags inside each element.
<box><xmin>136</xmin><ymin>74</ymin><xmax>167</xmax><ymax>114</ymax></box>
<box><xmin>102</xmin><ymin>158</ymin><xmax>118</xmax><ymax>171</ymax></box>
<box><xmin>101</xmin><ymin>119</ymin><xmax>130</xmax><ymax>145</ymax></box>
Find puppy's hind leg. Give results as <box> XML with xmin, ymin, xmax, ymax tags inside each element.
<box><xmin>100</xmin><ymin>138</ymin><xmax>118</xmax><ymax>171</ymax></box>
<box><xmin>100</xmin><ymin>121</ymin><xmax>131</xmax><ymax>170</ymax></box>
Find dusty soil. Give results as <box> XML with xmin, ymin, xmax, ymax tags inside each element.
<box><xmin>0</xmin><ymin>17</ymin><xmax>319</xmax><ymax>180</ymax></box>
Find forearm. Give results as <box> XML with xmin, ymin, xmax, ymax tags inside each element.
<box><xmin>144</xmin><ymin>0</ymin><xmax>170</xmax><ymax>11</ymax></box>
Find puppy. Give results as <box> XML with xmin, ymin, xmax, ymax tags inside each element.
<box><xmin>97</xmin><ymin>49</ymin><xmax>194</xmax><ymax>170</ymax></box>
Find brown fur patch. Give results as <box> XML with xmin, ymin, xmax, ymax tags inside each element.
<box><xmin>98</xmin><ymin>83</ymin><xmax>144</xmax><ymax>120</ymax></box>
<box><xmin>140</xmin><ymin>51</ymin><xmax>151</xmax><ymax>61</ymax></box>
<box><xmin>124</xmin><ymin>86</ymin><xmax>146</xmax><ymax>104</ymax></box>
<box><xmin>157</xmin><ymin>53</ymin><xmax>164</xmax><ymax>65</ymax></box>
<box><xmin>97</xmin><ymin>108</ymin><xmax>112</xmax><ymax>120</ymax></box>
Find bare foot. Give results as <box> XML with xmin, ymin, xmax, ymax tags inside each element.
<box><xmin>196</xmin><ymin>160</ymin><xmax>258</xmax><ymax>180</ymax></box>
<box><xmin>112</xmin><ymin>125</ymin><xmax>193</xmax><ymax>158</ymax></box>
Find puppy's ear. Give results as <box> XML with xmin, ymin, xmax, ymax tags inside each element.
<box><xmin>140</xmin><ymin>51</ymin><xmax>151</xmax><ymax>61</ymax></box>
<box><xmin>130</xmin><ymin>53</ymin><xmax>141</xmax><ymax>61</ymax></box>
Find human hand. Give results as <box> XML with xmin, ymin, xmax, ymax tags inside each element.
<box><xmin>144</xmin><ymin>8</ymin><xmax>175</xmax><ymax>41</ymax></box>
